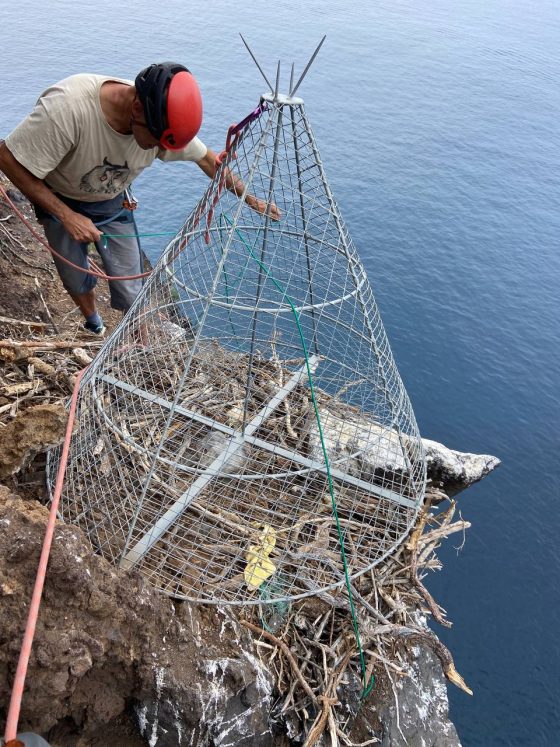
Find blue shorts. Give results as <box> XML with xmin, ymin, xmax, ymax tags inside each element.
<box><xmin>38</xmin><ymin>193</ymin><xmax>143</xmax><ymax>311</ymax></box>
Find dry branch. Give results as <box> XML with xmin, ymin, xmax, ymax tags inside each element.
<box><xmin>0</xmin><ymin>315</ymin><xmax>47</xmax><ymax>329</ymax></box>
<box><xmin>240</xmin><ymin>619</ymin><xmax>318</xmax><ymax>705</ymax></box>
<box><xmin>364</xmin><ymin>623</ymin><xmax>472</xmax><ymax>696</ymax></box>
<box><xmin>0</xmin><ymin>338</ymin><xmax>102</xmax><ymax>352</ymax></box>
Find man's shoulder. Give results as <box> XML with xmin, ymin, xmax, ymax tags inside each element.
<box><xmin>40</xmin><ymin>74</ymin><xmax>133</xmax><ymax>106</ymax></box>
<box><xmin>42</xmin><ymin>74</ymin><xmax>106</xmax><ymax>101</ymax></box>
<box><xmin>57</xmin><ymin>73</ymin><xmax>133</xmax><ymax>87</ymax></box>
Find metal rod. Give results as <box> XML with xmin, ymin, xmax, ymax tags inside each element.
<box><xmin>290</xmin><ymin>35</ymin><xmax>326</xmax><ymax>96</ymax></box>
<box><xmin>99</xmin><ymin>372</ymin><xmax>416</xmax><ymax>510</ymax></box>
<box><xmin>239</xmin><ymin>33</ymin><xmax>274</xmax><ymax>92</ymax></box>
<box><xmin>274</xmin><ymin>60</ymin><xmax>281</xmax><ymax>100</ymax></box>
<box><xmin>241</xmin><ymin>103</ymin><xmax>284</xmax><ymax>433</ymax></box>
<box><xmin>290</xmin><ymin>62</ymin><xmax>295</xmax><ymax>94</ymax></box>
<box><xmin>120</xmin><ymin>436</ymin><xmax>245</xmax><ymax>570</ymax></box>
<box><xmin>291</xmin><ymin>105</ymin><xmax>319</xmax><ymax>354</ymax></box>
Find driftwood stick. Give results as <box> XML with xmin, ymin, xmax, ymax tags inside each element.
<box><xmin>0</xmin><ymin>315</ymin><xmax>47</xmax><ymax>329</ymax></box>
<box><xmin>280</xmin><ymin>608</ymin><xmax>333</xmax><ymax>714</ymax></box>
<box><xmin>411</xmin><ymin>565</ymin><xmax>452</xmax><ymax>627</ymax></box>
<box><xmin>336</xmin><ymin>727</ymin><xmax>380</xmax><ymax>746</ymax></box>
<box><xmin>346</xmin><ymin>582</ymin><xmax>391</xmax><ymax>625</ymax></box>
<box><xmin>303</xmin><ymin>647</ymin><xmax>352</xmax><ymax>747</ymax></box>
<box><xmin>303</xmin><ymin>694</ymin><xmax>338</xmax><ymax>747</ymax></box>
<box><xmin>240</xmin><ymin>619</ymin><xmax>318</xmax><ymax>705</ymax></box>
<box><xmin>418</xmin><ymin>520</ymin><xmax>472</xmax><ymax>551</ymax></box>
<box><xmin>365</xmin><ymin>624</ymin><xmax>472</xmax><ymax>695</ymax></box>
<box><xmin>72</xmin><ymin>348</ymin><xmax>93</xmax><ymax>367</ymax></box>
<box><xmin>407</xmin><ymin>498</ymin><xmax>453</xmax><ymax>628</ymax></box>
<box><xmin>327</xmin><ymin>706</ymin><xmax>339</xmax><ymax>746</ymax></box>
<box><xmin>35</xmin><ymin>277</ymin><xmax>59</xmax><ymax>334</ymax></box>
<box><xmin>0</xmin><ymin>379</ymin><xmax>45</xmax><ymax>396</ymax></box>
<box><xmin>0</xmin><ymin>338</ymin><xmax>102</xmax><ymax>350</ymax></box>
<box><xmin>27</xmin><ymin>357</ymin><xmax>56</xmax><ymax>376</ymax></box>
<box><xmin>364</xmin><ymin>647</ymin><xmax>405</xmax><ymax>674</ymax></box>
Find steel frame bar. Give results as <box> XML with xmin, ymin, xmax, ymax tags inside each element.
<box><xmin>98</xmin><ymin>371</ymin><xmax>416</xmax><ymax>511</ymax></box>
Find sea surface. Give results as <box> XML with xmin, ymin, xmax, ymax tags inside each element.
<box><xmin>1</xmin><ymin>1</ymin><xmax>559</xmax><ymax>744</ymax></box>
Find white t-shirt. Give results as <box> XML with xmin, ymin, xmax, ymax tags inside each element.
<box><xmin>5</xmin><ymin>74</ymin><xmax>207</xmax><ymax>202</ymax></box>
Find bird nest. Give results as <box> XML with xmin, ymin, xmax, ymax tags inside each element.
<box><xmin>52</xmin><ymin>330</ymin><xmax>424</xmax><ymax>605</ymax></box>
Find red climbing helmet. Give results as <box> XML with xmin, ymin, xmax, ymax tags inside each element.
<box><xmin>135</xmin><ymin>62</ymin><xmax>203</xmax><ymax>150</ymax></box>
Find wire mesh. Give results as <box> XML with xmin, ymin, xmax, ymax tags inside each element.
<box><xmin>47</xmin><ymin>90</ymin><xmax>426</xmax><ymax>605</ymax></box>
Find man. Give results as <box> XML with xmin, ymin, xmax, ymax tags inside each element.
<box><xmin>0</xmin><ymin>62</ymin><xmax>277</xmax><ymax>334</ymax></box>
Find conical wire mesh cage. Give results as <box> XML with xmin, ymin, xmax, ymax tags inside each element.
<box><xmin>47</xmin><ymin>87</ymin><xmax>426</xmax><ymax>605</ymax></box>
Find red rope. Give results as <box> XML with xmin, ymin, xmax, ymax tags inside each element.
<box><xmin>4</xmin><ymin>367</ymin><xmax>88</xmax><ymax>744</ymax></box>
<box><xmin>0</xmin><ymin>185</ymin><xmax>151</xmax><ymax>281</ymax></box>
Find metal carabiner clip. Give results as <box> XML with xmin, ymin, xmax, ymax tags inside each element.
<box><xmin>122</xmin><ymin>188</ymin><xmax>138</xmax><ymax>211</ymax></box>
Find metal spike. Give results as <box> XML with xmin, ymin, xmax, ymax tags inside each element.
<box><xmin>290</xmin><ymin>62</ymin><xmax>295</xmax><ymax>94</ymax></box>
<box><xmin>290</xmin><ymin>35</ymin><xmax>326</xmax><ymax>96</ymax></box>
<box><xmin>274</xmin><ymin>61</ymin><xmax>281</xmax><ymax>100</ymax></box>
<box><xmin>239</xmin><ymin>34</ymin><xmax>274</xmax><ymax>92</ymax></box>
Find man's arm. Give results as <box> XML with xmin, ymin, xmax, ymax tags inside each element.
<box><xmin>0</xmin><ymin>141</ymin><xmax>101</xmax><ymax>243</ymax></box>
<box><xmin>196</xmin><ymin>148</ymin><xmax>280</xmax><ymax>221</ymax></box>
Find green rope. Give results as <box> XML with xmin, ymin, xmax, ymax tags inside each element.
<box><xmin>100</xmin><ymin>231</ymin><xmax>178</xmax><ymax>251</ymax></box>
<box><xmin>222</xmin><ymin>212</ymin><xmax>374</xmax><ymax>698</ymax></box>
<box><xmin>216</xmin><ymin>214</ymin><xmax>256</xmax><ymax>338</ymax></box>
<box><xmin>101</xmin><ymin>231</ymin><xmax>177</xmax><ymax>239</ymax></box>
<box><xmin>102</xmin><ymin>211</ymin><xmax>375</xmax><ymax>696</ymax></box>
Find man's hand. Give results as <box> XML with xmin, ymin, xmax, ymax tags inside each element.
<box><xmin>0</xmin><ymin>142</ymin><xmax>102</xmax><ymax>242</ymax></box>
<box><xmin>61</xmin><ymin>210</ymin><xmax>102</xmax><ymax>243</ymax></box>
<box><xmin>246</xmin><ymin>194</ymin><xmax>281</xmax><ymax>222</ymax></box>
<box><xmin>196</xmin><ymin>150</ymin><xmax>281</xmax><ymax>221</ymax></box>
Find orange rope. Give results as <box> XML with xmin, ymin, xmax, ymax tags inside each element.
<box><xmin>4</xmin><ymin>367</ymin><xmax>88</xmax><ymax>744</ymax></box>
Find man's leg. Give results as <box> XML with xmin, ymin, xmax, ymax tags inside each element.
<box><xmin>69</xmin><ymin>290</ymin><xmax>97</xmax><ymax>318</ymax></box>
<box><xmin>41</xmin><ymin>218</ymin><xmax>102</xmax><ymax>330</ymax></box>
<box><xmin>95</xmin><ymin>218</ymin><xmax>143</xmax><ymax>313</ymax></box>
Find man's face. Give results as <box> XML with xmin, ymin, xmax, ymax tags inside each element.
<box><xmin>131</xmin><ymin>118</ymin><xmax>160</xmax><ymax>150</ymax></box>
<box><xmin>131</xmin><ymin>98</ymin><xmax>160</xmax><ymax>150</ymax></box>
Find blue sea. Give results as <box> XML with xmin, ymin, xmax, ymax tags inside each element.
<box><xmin>1</xmin><ymin>1</ymin><xmax>559</xmax><ymax>744</ymax></box>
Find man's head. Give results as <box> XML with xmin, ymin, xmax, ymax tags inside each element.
<box><xmin>132</xmin><ymin>62</ymin><xmax>203</xmax><ymax>151</ymax></box>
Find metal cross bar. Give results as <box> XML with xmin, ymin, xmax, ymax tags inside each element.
<box><xmin>118</xmin><ymin>356</ymin><xmax>319</xmax><ymax>569</ymax></box>
<box><xmin>98</xmin><ymin>370</ymin><xmax>416</xmax><ymax>511</ymax></box>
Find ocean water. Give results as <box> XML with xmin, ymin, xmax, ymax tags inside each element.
<box><xmin>1</xmin><ymin>1</ymin><xmax>559</xmax><ymax>744</ymax></box>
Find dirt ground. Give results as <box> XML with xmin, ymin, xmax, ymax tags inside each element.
<box><xmin>0</xmin><ymin>177</ymin><xmax>156</xmax><ymax>744</ymax></box>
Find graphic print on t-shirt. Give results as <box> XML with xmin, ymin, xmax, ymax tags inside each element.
<box><xmin>79</xmin><ymin>157</ymin><xmax>130</xmax><ymax>195</ymax></box>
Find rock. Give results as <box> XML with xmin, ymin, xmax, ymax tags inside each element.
<box><xmin>136</xmin><ymin>653</ymin><xmax>274</xmax><ymax>747</ymax></box>
<box><xmin>4</xmin><ymin>187</ymin><xmax>27</xmax><ymax>204</ymax></box>
<box><xmin>0</xmin><ymin>404</ymin><xmax>67</xmax><ymax>479</ymax></box>
<box><xmin>309</xmin><ymin>407</ymin><xmax>500</xmax><ymax>496</ymax></box>
<box><xmin>309</xmin><ymin>407</ymin><xmax>410</xmax><ymax>476</ymax></box>
<box><xmin>378</xmin><ymin>643</ymin><xmax>461</xmax><ymax>747</ymax></box>
<box><xmin>0</xmin><ymin>487</ymin><xmax>274</xmax><ymax>745</ymax></box>
<box><xmin>422</xmin><ymin>439</ymin><xmax>500</xmax><ymax>496</ymax></box>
